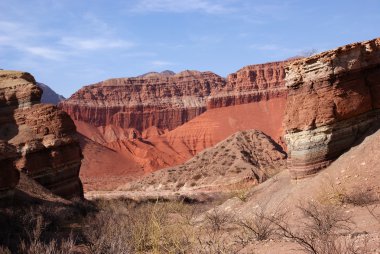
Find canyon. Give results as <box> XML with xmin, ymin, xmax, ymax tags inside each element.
<box><xmin>60</xmin><ymin>37</ymin><xmax>380</xmax><ymax>191</ymax></box>
<box><xmin>60</xmin><ymin>61</ymin><xmax>289</xmax><ymax>190</ymax></box>
<box><xmin>0</xmin><ymin>37</ymin><xmax>379</xmax><ymax>253</ymax></box>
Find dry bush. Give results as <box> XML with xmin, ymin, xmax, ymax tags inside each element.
<box><xmin>19</xmin><ymin>235</ymin><xmax>76</xmax><ymax>254</ymax></box>
<box><xmin>84</xmin><ymin>199</ymin><xmax>196</xmax><ymax>253</ymax></box>
<box><xmin>205</xmin><ymin>208</ymin><xmax>233</xmax><ymax>232</ymax></box>
<box><xmin>235</xmin><ymin>205</ymin><xmax>284</xmax><ymax>242</ymax></box>
<box><xmin>196</xmin><ymin>229</ymin><xmax>240</xmax><ymax>254</ymax></box>
<box><xmin>0</xmin><ymin>246</ymin><xmax>11</xmax><ymax>254</ymax></box>
<box><xmin>0</xmin><ymin>202</ymin><xmax>84</xmax><ymax>253</ymax></box>
<box><xmin>341</xmin><ymin>188</ymin><xmax>379</xmax><ymax>207</ymax></box>
<box><xmin>317</xmin><ymin>177</ymin><xmax>347</xmax><ymax>205</ymax></box>
<box><xmin>275</xmin><ymin>201</ymin><xmax>369</xmax><ymax>254</ymax></box>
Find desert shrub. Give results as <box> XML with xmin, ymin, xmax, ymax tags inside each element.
<box><xmin>236</xmin><ymin>205</ymin><xmax>284</xmax><ymax>241</ymax></box>
<box><xmin>275</xmin><ymin>201</ymin><xmax>369</xmax><ymax>254</ymax></box>
<box><xmin>195</xmin><ymin>229</ymin><xmax>239</xmax><ymax>254</ymax></box>
<box><xmin>317</xmin><ymin>178</ymin><xmax>347</xmax><ymax>205</ymax></box>
<box><xmin>192</xmin><ymin>174</ymin><xmax>202</xmax><ymax>181</ymax></box>
<box><xmin>205</xmin><ymin>208</ymin><xmax>233</xmax><ymax>232</ymax></box>
<box><xmin>341</xmin><ymin>188</ymin><xmax>379</xmax><ymax>206</ymax></box>
<box><xmin>84</xmin><ymin>199</ymin><xmax>196</xmax><ymax>253</ymax></box>
<box><xmin>176</xmin><ymin>182</ymin><xmax>185</xmax><ymax>188</ymax></box>
<box><xmin>0</xmin><ymin>246</ymin><xmax>11</xmax><ymax>254</ymax></box>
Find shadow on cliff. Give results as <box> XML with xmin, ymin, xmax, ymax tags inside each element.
<box><xmin>326</xmin><ymin>67</ymin><xmax>380</xmax><ymax>164</ymax></box>
<box><xmin>327</xmin><ymin>112</ymin><xmax>380</xmax><ymax>164</ymax></box>
<box><xmin>0</xmin><ymin>93</ymin><xmax>21</xmax><ymax>141</ymax></box>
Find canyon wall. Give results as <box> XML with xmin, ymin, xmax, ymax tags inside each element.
<box><xmin>0</xmin><ymin>71</ymin><xmax>83</xmax><ymax>199</ymax></box>
<box><xmin>283</xmin><ymin>38</ymin><xmax>380</xmax><ymax>179</ymax></box>
<box><xmin>60</xmin><ymin>70</ymin><xmax>226</xmax><ymax>132</ymax></box>
<box><xmin>60</xmin><ymin>62</ymin><xmax>289</xmax><ymax>190</ymax></box>
<box><xmin>61</xmin><ymin>62</ymin><xmax>290</xmax><ymax>134</ymax></box>
<box><xmin>208</xmin><ymin>61</ymin><xmax>289</xmax><ymax>108</ymax></box>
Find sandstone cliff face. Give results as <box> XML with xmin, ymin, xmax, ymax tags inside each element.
<box><xmin>283</xmin><ymin>38</ymin><xmax>380</xmax><ymax>179</ymax></box>
<box><xmin>0</xmin><ymin>70</ymin><xmax>83</xmax><ymax>199</ymax></box>
<box><xmin>61</xmin><ymin>62</ymin><xmax>289</xmax><ymax>133</ymax></box>
<box><xmin>60</xmin><ymin>70</ymin><xmax>226</xmax><ymax>132</ymax></box>
<box><xmin>208</xmin><ymin>61</ymin><xmax>288</xmax><ymax>108</ymax></box>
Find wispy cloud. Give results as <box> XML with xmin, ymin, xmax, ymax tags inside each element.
<box><xmin>23</xmin><ymin>46</ymin><xmax>65</xmax><ymax>60</ymax></box>
<box><xmin>60</xmin><ymin>37</ymin><xmax>134</xmax><ymax>50</ymax></box>
<box><xmin>131</xmin><ymin>0</ymin><xmax>234</xmax><ymax>14</ymax></box>
<box><xmin>0</xmin><ymin>15</ymin><xmax>136</xmax><ymax>62</ymax></box>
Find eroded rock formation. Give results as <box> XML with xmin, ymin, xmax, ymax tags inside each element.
<box><xmin>60</xmin><ymin>70</ymin><xmax>227</xmax><ymax>132</ymax></box>
<box><xmin>0</xmin><ymin>70</ymin><xmax>83</xmax><ymax>199</ymax></box>
<box><xmin>208</xmin><ymin>61</ymin><xmax>289</xmax><ymax>108</ymax></box>
<box><xmin>61</xmin><ymin>62</ymin><xmax>289</xmax><ymax>190</ymax></box>
<box><xmin>283</xmin><ymin>38</ymin><xmax>380</xmax><ymax>179</ymax></box>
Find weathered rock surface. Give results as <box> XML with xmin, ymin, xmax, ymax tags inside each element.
<box><xmin>208</xmin><ymin>61</ymin><xmax>289</xmax><ymax>108</ymax></box>
<box><xmin>60</xmin><ymin>63</ymin><xmax>289</xmax><ymax>190</ymax></box>
<box><xmin>0</xmin><ymin>70</ymin><xmax>83</xmax><ymax>199</ymax></box>
<box><xmin>123</xmin><ymin>130</ymin><xmax>286</xmax><ymax>192</ymax></box>
<box><xmin>284</xmin><ymin>38</ymin><xmax>380</xmax><ymax>179</ymax></box>
<box><xmin>60</xmin><ymin>70</ymin><xmax>227</xmax><ymax>132</ymax></box>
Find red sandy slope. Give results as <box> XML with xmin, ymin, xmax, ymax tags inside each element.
<box><xmin>77</xmin><ymin>97</ymin><xmax>286</xmax><ymax>190</ymax></box>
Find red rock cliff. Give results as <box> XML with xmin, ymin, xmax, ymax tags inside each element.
<box><xmin>207</xmin><ymin>61</ymin><xmax>289</xmax><ymax>108</ymax></box>
<box><xmin>283</xmin><ymin>38</ymin><xmax>380</xmax><ymax>179</ymax></box>
<box><xmin>60</xmin><ymin>63</ymin><xmax>289</xmax><ymax>191</ymax></box>
<box><xmin>61</xmin><ymin>62</ymin><xmax>290</xmax><ymax>134</ymax></box>
<box><xmin>0</xmin><ymin>70</ymin><xmax>83</xmax><ymax>199</ymax></box>
<box><xmin>60</xmin><ymin>71</ymin><xmax>227</xmax><ymax>132</ymax></box>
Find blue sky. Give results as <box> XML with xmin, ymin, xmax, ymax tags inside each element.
<box><xmin>1</xmin><ymin>0</ymin><xmax>379</xmax><ymax>97</ymax></box>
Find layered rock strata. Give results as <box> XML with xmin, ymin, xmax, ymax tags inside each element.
<box><xmin>208</xmin><ymin>61</ymin><xmax>289</xmax><ymax>108</ymax></box>
<box><xmin>0</xmin><ymin>70</ymin><xmax>83</xmax><ymax>199</ymax></box>
<box><xmin>60</xmin><ymin>70</ymin><xmax>227</xmax><ymax>132</ymax></box>
<box><xmin>283</xmin><ymin>38</ymin><xmax>380</xmax><ymax>179</ymax></box>
<box><xmin>61</xmin><ymin>62</ymin><xmax>289</xmax><ymax>134</ymax></box>
<box><xmin>60</xmin><ymin>63</ymin><xmax>290</xmax><ymax>189</ymax></box>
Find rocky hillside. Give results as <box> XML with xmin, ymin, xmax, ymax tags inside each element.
<box><xmin>284</xmin><ymin>37</ymin><xmax>380</xmax><ymax>179</ymax></box>
<box><xmin>124</xmin><ymin>130</ymin><xmax>286</xmax><ymax>193</ymax></box>
<box><xmin>0</xmin><ymin>70</ymin><xmax>83</xmax><ymax>201</ymax></box>
<box><xmin>37</xmin><ymin>82</ymin><xmax>65</xmax><ymax>105</ymax></box>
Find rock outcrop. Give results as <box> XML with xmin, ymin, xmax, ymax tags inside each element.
<box><xmin>0</xmin><ymin>70</ymin><xmax>83</xmax><ymax>199</ymax></box>
<box><xmin>283</xmin><ymin>38</ymin><xmax>380</xmax><ymax>179</ymax></box>
<box><xmin>61</xmin><ymin>62</ymin><xmax>289</xmax><ymax>134</ymax></box>
<box><xmin>208</xmin><ymin>61</ymin><xmax>289</xmax><ymax>108</ymax></box>
<box><xmin>60</xmin><ymin>70</ymin><xmax>227</xmax><ymax>132</ymax></box>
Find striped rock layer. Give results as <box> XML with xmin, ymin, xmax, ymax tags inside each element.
<box><xmin>283</xmin><ymin>38</ymin><xmax>380</xmax><ymax>179</ymax></box>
